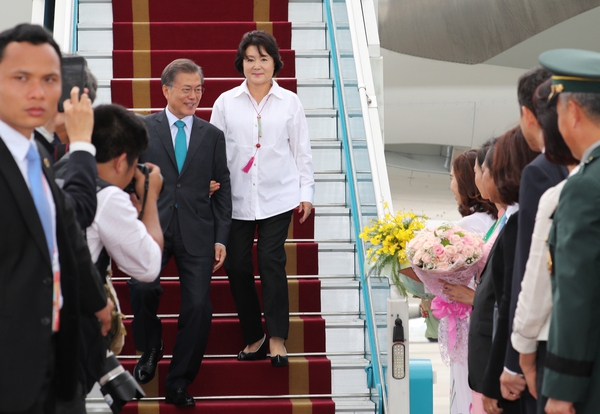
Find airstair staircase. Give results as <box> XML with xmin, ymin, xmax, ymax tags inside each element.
<box><xmin>76</xmin><ymin>0</ymin><xmax>384</xmax><ymax>412</ymax></box>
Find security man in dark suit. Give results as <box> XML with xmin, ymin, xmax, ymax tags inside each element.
<box><xmin>540</xmin><ymin>49</ymin><xmax>600</xmax><ymax>414</ymax></box>
<box><xmin>0</xmin><ymin>24</ymin><xmax>112</xmax><ymax>414</ymax></box>
<box><xmin>128</xmin><ymin>58</ymin><xmax>232</xmax><ymax>406</ymax></box>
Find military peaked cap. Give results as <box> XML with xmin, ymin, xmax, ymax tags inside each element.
<box><xmin>539</xmin><ymin>49</ymin><xmax>600</xmax><ymax>96</ymax></box>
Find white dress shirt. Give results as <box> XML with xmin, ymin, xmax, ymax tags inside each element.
<box><xmin>165</xmin><ymin>107</ymin><xmax>193</xmax><ymax>149</ymax></box>
<box><xmin>210</xmin><ymin>79</ymin><xmax>314</xmax><ymax>220</ymax></box>
<box><xmin>86</xmin><ymin>186</ymin><xmax>162</xmax><ymax>282</ymax></box>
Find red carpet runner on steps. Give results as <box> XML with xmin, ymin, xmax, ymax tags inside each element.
<box><xmin>110</xmin><ymin>0</ymin><xmax>334</xmax><ymax>412</ymax></box>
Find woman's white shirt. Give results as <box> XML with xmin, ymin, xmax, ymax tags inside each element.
<box><xmin>457</xmin><ymin>211</ymin><xmax>496</xmax><ymax>235</ymax></box>
<box><xmin>210</xmin><ymin>80</ymin><xmax>314</xmax><ymax>220</ymax></box>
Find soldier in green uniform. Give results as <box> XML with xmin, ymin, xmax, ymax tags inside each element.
<box><xmin>540</xmin><ymin>49</ymin><xmax>600</xmax><ymax>414</ymax></box>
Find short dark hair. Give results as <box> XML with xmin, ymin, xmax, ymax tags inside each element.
<box><xmin>452</xmin><ymin>149</ymin><xmax>498</xmax><ymax>219</ymax></box>
<box><xmin>533</xmin><ymin>79</ymin><xmax>578</xmax><ymax>165</ymax></box>
<box><xmin>517</xmin><ymin>67</ymin><xmax>551</xmax><ymax>115</ymax></box>
<box><xmin>483</xmin><ymin>143</ymin><xmax>495</xmax><ymax>172</ymax></box>
<box><xmin>92</xmin><ymin>104</ymin><xmax>149</xmax><ymax>167</ymax></box>
<box><xmin>0</xmin><ymin>23</ymin><xmax>61</xmax><ymax>62</ymax></box>
<box><xmin>476</xmin><ymin>137</ymin><xmax>497</xmax><ymax>168</ymax></box>
<box><xmin>234</xmin><ymin>30</ymin><xmax>283</xmax><ymax>77</ymax></box>
<box><xmin>84</xmin><ymin>63</ymin><xmax>98</xmax><ymax>103</ymax></box>
<box><xmin>161</xmin><ymin>58</ymin><xmax>204</xmax><ymax>87</ymax></box>
<box><xmin>492</xmin><ymin>127</ymin><xmax>540</xmax><ymax>205</ymax></box>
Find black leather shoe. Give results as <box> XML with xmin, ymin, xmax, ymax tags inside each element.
<box><xmin>270</xmin><ymin>354</ymin><xmax>289</xmax><ymax>368</ymax></box>
<box><xmin>237</xmin><ymin>334</ymin><xmax>268</xmax><ymax>361</ymax></box>
<box><xmin>165</xmin><ymin>388</ymin><xmax>195</xmax><ymax>407</ymax></box>
<box><xmin>133</xmin><ymin>341</ymin><xmax>163</xmax><ymax>384</ymax></box>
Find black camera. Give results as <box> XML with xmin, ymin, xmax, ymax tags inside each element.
<box><xmin>124</xmin><ymin>163</ymin><xmax>150</xmax><ymax>194</ymax></box>
<box><xmin>98</xmin><ymin>351</ymin><xmax>145</xmax><ymax>414</ymax></box>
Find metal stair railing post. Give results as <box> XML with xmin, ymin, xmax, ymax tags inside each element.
<box><xmin>323</xmin><ymin>1</ymin><xmax>387</xmax><ymax>413</ymax></box>
<box><xmin>51</xmin><ymin>0</ymin><xmax>79</xmax><ymax>53</ymax></box>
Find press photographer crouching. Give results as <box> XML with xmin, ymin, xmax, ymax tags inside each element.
<box><xmin>56</xmin><ymin>104</ymin><xmax>164</xmax><ymax>414</ymax></box>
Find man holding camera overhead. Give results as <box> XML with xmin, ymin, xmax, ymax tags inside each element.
<box><xmin>128</xmin><ymin>58</ymin><xmax>231</xmax><ymax>407</ymax></box>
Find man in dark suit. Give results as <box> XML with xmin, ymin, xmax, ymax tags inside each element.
<box><xmin>540</xmin><ymin>49</ymin><xmax>600</xmax><ymax>414</ymax></box>
<box><xmin>498</xmin><ymin>68</ymin><xmax>569</xmax><ymax>413</ymax></box>
<box><xmin>0</xmin><ymin>24</ymin><xmax>112</xmax><ymax>414</ymax></box>
<box><xmin>128</xmin><ymin>58</ymin><xmax>232</xmax><ymax>406</ymax></box>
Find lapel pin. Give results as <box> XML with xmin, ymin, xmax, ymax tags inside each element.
<box><xmin>43</xmin><ymin>158</ymin><xmax>50</xmax><ymax>168</ymax></box>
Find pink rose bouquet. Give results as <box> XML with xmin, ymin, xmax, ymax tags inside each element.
<box><xmin>406</xmin><ymin>223</ymin><xmax>485</xmax><ymax>364</ymax></box>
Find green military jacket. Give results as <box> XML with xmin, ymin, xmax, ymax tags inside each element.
<box><xmin>544</xmin><ymin>145</ymin><xmax>600</xmax><ymax>411</ymax></box>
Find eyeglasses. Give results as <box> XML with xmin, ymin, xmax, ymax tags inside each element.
<box><xmin>173</xmin><ymin>86</ymin><xmax>205</xmax><ymax>95</ymax></box>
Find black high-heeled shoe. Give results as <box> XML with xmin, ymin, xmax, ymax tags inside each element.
<box><xmin>270</xmin><ymin>345</ymin><xmax>289</xmax><ymax>367</ymax></box>
<box><xmin>270</xmin><ymin>354</ymin><xmax>289</xmax><ymax>367</ymax></box>
<box><xmin>237</xmin><ymin>334</ymin><xmax>268</xmax><ymax>361</ymax></box>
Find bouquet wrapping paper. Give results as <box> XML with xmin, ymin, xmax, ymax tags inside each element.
<box><xmin>407</xmin><ymin>224</ymin><xmax>485</xmax><ymax>365</ymax></box>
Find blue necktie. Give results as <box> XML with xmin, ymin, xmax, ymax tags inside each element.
<box><xmin>174</xmin><ymin>120</ymin><xmax>187</xmax><ymax>173</ymax></box>
<box><xmin>26</xmin><ymin>144</ymin><xmax>53</xmax><ymax>258</ymax></box>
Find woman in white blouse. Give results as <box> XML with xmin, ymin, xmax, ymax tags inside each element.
<box><xmin>511</xmin><ymin>79</ymin><xmax>578</xmax><ymax>413</ymax></box>
<box><xmin>445</xmin><ymin>149</ymin><xmax>498</xmax><ymax>414</ymax></box>
<box><xmin>210</xmin><ymin>31</ymin><xmax>314</xmax><ymax>368</ymax></box>
<box><xmin>451</xmin><ymin>150</ymin><xmax>498</xmax><ymax>235</ymax></box>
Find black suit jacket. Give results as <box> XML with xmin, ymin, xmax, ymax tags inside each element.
<box><xmin>52</xmin><ymin>151</ymin><xmax>98</xmax><ymax>229</ymax></box>
<box><xmin>140</xmin><ymin>111</ymin><xmax>232</xmax><ymax>257</ymax></box>
<box><xmin>469</xmin><ymin>224</ymin><xmax>505</xmax><ymax>393</ymax></box>
<box><xmin>0</xmin><ymin>139</ymin><xmax>107</xmax><ymax>412</ymax></box>
<box><xmin>505</xmin><ymin>155</ymin><xmax>567</xmax><ymax>372</ymax></box>
<box><xmin>34</xmin><ymin>129</ymin><xmax>57</xmax><ymax>159</ymax></box>
<box><xmin>482</xmin><ymin>212</ymin><xmax>520</xmax><ymax>400</ymax></box>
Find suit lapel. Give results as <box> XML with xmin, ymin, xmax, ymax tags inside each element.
<box><xmin>154</xmin><ymin>111</ymin><xmax>178</xmax><ymax>170</ymax></box>
<box><xmin>180</xmin><ymin>116</ymin><xmax>204</xmax><ymax>176</ymax></box>
<box><xmin>0</xmin><ymin>137</ymin><xmax>52</xmax><ymax>266</ymax></box>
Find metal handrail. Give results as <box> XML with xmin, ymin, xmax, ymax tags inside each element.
<box><xmin>71</xmin><ymin>0</ymin><xmax>79</xmax><ymax>52</ymax></box>
<box><xmin>323</xmin><ymin>1</ymin><xmax>387</xmax><ymax>413</ymax></box>
<box><xmin>345</xmin><ymin>0</ymin><xmax>392</xmax><ymax>218</ymax></box>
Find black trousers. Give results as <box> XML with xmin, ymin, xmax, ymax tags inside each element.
<box><xmin>129</xmin><ymin>210</ymin><xmax>213</xmax><ymax>390</ymax></box>
<box><xmin>225</xmin><ymin>210</ymin><xmax>293</xmax><ymax>345</ymax></box>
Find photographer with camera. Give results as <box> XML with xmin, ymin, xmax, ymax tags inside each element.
<box><xmin>86</xmin><ymin>104</ymin><xmax>163</xmax><ymax>283</ymax></box>
<box><xmin>55</xmin><ymin>104</ymin><xmax>164</xmax><ymax>414</ymax></box>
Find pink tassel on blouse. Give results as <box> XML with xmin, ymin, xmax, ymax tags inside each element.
<box><xmin>242</xmin><ymin>156</ymin><xmax>255</xmax><ymax>173</ymax></box>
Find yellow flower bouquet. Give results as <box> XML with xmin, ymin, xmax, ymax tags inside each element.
<box><xmin>359</xmin><ymin>205</ymin><xmax>428</xmax><ymax>297</ymax></box>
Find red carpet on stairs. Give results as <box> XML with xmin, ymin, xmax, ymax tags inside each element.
<box><xmin>113</xmin><ymin>22</ymin><xmax>292</xmax><ymax>51</ymax></box>
<box><xmin>112</xmin><ymin>50</ymin><xmax>296</xmax><ymax>78</ymax></box>
<box><xmin>129</xmin><ymin>399</ymin><xmax>335</xmax><ymax>414</ymax></box>
<box><xmin>110</xmin><ymin>1</ymin><xmax>332</xmax><ymax>411</ymax></box>
<box><xmin>114</xmin><ymin>278</ymin><xmax>322</xmax><ymax>316</ymax></box>
<box><xmin>111</xmin><ymin>78</ymin><xmax>297</xmax><ymax>109</ymax></box>
<box><xmin>112</xmin><ymin>0</ymin><xmax>290</xmax><ymax>23</ymax></box>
